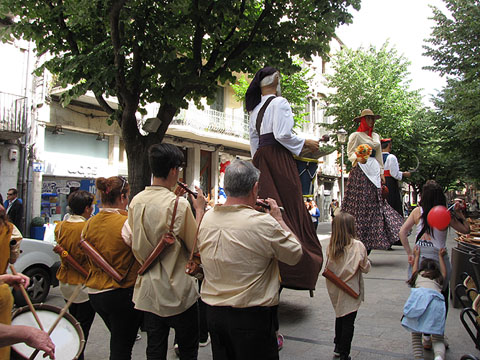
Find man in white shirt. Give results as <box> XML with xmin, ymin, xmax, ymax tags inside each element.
<box><xmin>198</xmin><ymin>160</ymin><xmax>302</xmax><ymax>360</ymax></box>
<box><xmin>245</xmin><ymin>66</ymin><xmax>323</xmax><ymax>292</ymax></box>
<box><xmin>381</xmin><ymin>139</ymin><xmax>410</xmax><ymax>216</ymax></box>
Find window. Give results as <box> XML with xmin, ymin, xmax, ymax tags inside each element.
<box><xmin>210</xmin><ymin>86</ymin><xmax>224</xmax><ymax>112</ymax></box>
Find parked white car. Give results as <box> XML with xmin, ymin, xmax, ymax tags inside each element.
<box><xmin>11</xmin><ymin>238</ymin><xmax>60</xmax><ymax>306</ymax></box>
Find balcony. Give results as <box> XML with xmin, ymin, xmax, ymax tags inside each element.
<box><xmin>0</xmin><ymin>92</ymin><xmax>27</xmax><ymax>140</ymax></box>
<box><xmin>168</xmin><ymin>107</ymin><xmax>251</xmax><ymax>152</ymax></box>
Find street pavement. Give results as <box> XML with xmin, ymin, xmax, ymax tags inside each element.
<box><xmin>38</xmin><ymin>221</ymin><xmax>478</xmax><ymax>359</ymax></box>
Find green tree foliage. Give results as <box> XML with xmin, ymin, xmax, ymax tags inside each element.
<box><xmin>323</xmin><ymin>43</ymin><xmax>425</xmax><ymax>176</ymax></box>
<box><xmin>231</xmin><ymin>61</ymin><xmax>312</xmax><ymax>128</ymax></box>
<box><xmin>423</xmin><ymin>0</ymin><xmax>480</xmax><ymax>184</ymax></box>
<box><xmin>0</xmin><ymin>0</ymin><xmax>360</xmax><ymax>196</ymax></box>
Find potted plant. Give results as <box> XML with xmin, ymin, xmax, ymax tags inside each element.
<box><xmin>30</xmin><ymin>216</ymin><xmax>46</xmax><ymax>240</ymax></box>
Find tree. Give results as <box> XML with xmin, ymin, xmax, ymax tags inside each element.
<box><xmin>423</xmin><ymin>0</ymin><xmax>480</xmax><ymax>184</ymax></box>
<box><xmin>0</xmin><ymin>0</ymin><xmax>360</xmax><ymax>196</ymax></box>
<box><xmin>323</xmin><ymin>42</ymin><xmax>425</xmax><ymax>176</ymax></box>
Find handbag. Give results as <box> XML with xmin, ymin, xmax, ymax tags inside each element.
<box><xmin>322</xmin><ymin>258</ymin><xmax>360</xmax><ymax>299</ymax></box>
<box><xmin>185</xmin><ymin>215</ymin><xmax>204</xmax><ymax>279</ymax></box>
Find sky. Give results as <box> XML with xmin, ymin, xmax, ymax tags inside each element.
<box><xmin>335</xmin><ymin>0</ymin><xmax>448</xmax><ymax>106</ymax></box>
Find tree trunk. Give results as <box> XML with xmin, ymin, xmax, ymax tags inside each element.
<box><xmin>122</xmin><ymin>103</ymin><xmax>178</xmax><ymax>199</ymax></box>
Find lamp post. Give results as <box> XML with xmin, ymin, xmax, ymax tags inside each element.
<box><xmin>337</xmin><ymin>128</ymin><xmax>348</xmax><ymax>204</ymax></box>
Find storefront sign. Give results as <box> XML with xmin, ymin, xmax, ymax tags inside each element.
<box><xmin>33</xmin><ymin>162</ymin><xmax>44</xmax><ymax>172</ymax></box>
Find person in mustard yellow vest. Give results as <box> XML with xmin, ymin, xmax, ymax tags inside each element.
<box><xmin>0</xmin><ymin>205</ymin><xmax>32</xmax><ymax>358</ymax></box>
<box><xmin>55</xmin><ymin>190</ymin><xmax>95</xmax><ymax>360</ymax></box>
<box><xmin>82</xmin><ymin>176</ymin><xmax>142</xmax><ymax>360</ymax></box>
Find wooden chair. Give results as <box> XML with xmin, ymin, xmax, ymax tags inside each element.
<box><xmin>456</xmin><ymin>272</ymin><xmax>479</xmax><ymax>308</ymax></box>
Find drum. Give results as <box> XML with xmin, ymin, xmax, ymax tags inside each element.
<box><xmin>11</xmin><ymin>303</ymin><xmax>85</xmax><ymax>360</ymax></box>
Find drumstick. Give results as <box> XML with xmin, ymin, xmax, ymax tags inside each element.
<box><xmin>9</xmin><ymin>265</ymin><xmax>44</xmax><ymax>331</ymax></box>
<box><xmin>28</xmin><ymin>284</ymin><xmax>82</xmax><ymax>360</ymax></box>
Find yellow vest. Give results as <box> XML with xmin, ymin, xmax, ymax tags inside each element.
<box><xmin>0</xmin><ymin>222</ymin><xmax>14</xmax><ymax>358</ymax></box>
<box><xmin>55</xmin><ymin>221</ymin><xmax>90</xmax><ymax>285</ymax></box>
<box><xmin>82</xmin><ymin>211</ymin><xmax>139</xmax><ymax>289</ymax></box>
<box><xmin>0</xmin><ymin>222</ymin><xmax>13</xmax><ymax>274</ymax></box>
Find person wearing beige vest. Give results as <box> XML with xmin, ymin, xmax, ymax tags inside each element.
<box><xmin>82</xmin><ymin>176</ymin><xmax>142</xmax><ymax>360</ymax></box>
<box><xmin>129</xmin><ymin>143</ymin><xmax>206</xmax><ymax>360</ymax></box>
<box><xmin>55</xmin><ymin>190</ymin><xmax>95</xmax><ymax>360</ymax></box>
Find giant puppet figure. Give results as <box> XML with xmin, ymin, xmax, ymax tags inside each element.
<box><xmin>246</xmin><ymin>66</ymin><xmax>323</xmax><ymax>291</ymax></box>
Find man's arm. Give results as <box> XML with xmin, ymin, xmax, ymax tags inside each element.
<box><xmin>0</xmin><ymin>324</ymin><xmax>55</xmax><ymax>358</ymax></box>
<box><xmin>438</xmin><ymin>248</ymin><xmax>448</xmax><ymax>281</ymax></box>
<box><xmin>264</xmin><ymin>198</ymin><xmax>303</xmax><ymax>265</ymax></box>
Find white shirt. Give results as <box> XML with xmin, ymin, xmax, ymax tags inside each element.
<box><xmin>249</xmin><ymin>95</ymin><xmax>305</xmax><ymax>157</ymax></box>
<box><xmin>383</xmin><ymin>152</ymin><xmax>403</xmax><ymax>180</ymax></box>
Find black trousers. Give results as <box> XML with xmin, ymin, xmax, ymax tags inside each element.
<box><xmin>334</xmin><ymin>311</ymin><xmax>357</xmax><ymax>358</ymax></box>
<box><xmin>89</xmin><ymin>288</ymin><xmax>143</xmax><ymax>360</ymax></box>
<box><xmin>144</xmin><ymin>302</ymin><xmax>199</xmax><ymax>360</ymax></box>
<box><xmin>68</xmin><ymin>300</ymin><xmax>96</xmax><ymax>360</ymax></box>
<box><xmin>206</xmin><ymin>304</ymin><xmax>278</xmax><ymax>360</ymax></box>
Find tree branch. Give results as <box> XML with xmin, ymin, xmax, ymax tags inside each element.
<box><xmin>109</xmin><ymin>0</ymin><xmax>131</xmax><ymax>105</ymax></box>
<box><xmin>49</xmin><ymin>0</ymin><xmax>79</xmax><ymax>55</ymax></box>
<box><xmin>94</xmin><ymin>93</ymin><xmax>115</xmax><ymax>115</ymax></box>
<box><xmin>212</xmin><ymin>0</ymin><xmax>272</xmax><ymax>78</ymax></box>
<box><xmin>204</xmin><ymin>0</ymin><xmax>247</xmax><ymax>71</ymax></box>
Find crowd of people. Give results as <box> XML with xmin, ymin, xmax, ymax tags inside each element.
<box><xmin>0</xmin><ymin>66</ymin><xmax>474</xmax><ymax>360</ymax></box>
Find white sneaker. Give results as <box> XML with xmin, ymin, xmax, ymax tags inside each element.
<box><xmin>434</xmin><ymin>356</ymin><xmax>444</xmax><ymax>360</ymax></box>
<box><xmin>199</xmin><ymin>334</ymin><xmax>211</xmax><ymax>347</ymax></box>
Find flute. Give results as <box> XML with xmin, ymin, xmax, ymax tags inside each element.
<box><xmin>256</xmin><ymin>199</ymin><xmax>284</xmax><ymax>212</ymax></box>
<box><xmin>177</xmin><ymin>181</ymin><xmax>198</xmax><ymax>199</ymax></box>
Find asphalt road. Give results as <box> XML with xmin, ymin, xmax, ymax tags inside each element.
<box><xmin>15</xmin><ymin>221</ymin><xmax>480</xmax><ymax>359</ymax></box>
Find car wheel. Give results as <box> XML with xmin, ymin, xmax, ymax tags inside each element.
<box><xmin>13</xmin><ymin>267</ymin><xmax>51</xmax><ymax>306</ymax></box>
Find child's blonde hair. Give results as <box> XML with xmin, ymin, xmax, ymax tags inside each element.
<box><xmin>328</xmin><ymin>212</ymin><xmax>356</xmax><ymax>260</ymax></box>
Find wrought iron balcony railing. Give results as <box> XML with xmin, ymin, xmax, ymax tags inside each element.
<box><xmin>0</xmin><ymin>92</ymin><xmax>27</xmax><ymax>136</ymax></box>
<box><xmin>171</xmin><ymin>107</ymin><xmax>249</xmax><ymax>140</ymax></box>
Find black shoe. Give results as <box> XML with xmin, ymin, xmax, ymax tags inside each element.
<box><xmin>339</xmin><ymin>356</ymin><xmax>351</xmax><ymax>360</ymax></box>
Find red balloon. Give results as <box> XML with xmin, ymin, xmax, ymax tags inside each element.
<box><xmin>427</xmin><ymin>205</ymin><xmax>451</xmax><ymax>230</ymax></box>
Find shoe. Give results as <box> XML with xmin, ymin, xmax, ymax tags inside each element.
<box><xmin>174</xmin><ymin>343</ymin><xmax>179</xmax><ymax>357</ymax></box>
<box><xmin>135</xmin><ymin>333</ymin><xmax>141</xmax><ymax>341</ymax></box>
<box><xmin>434</xmin><ymin>356</ymin><xmax>443</xmax><ymax>360</ymax></box>
<box><xmin>339</xmin><ymin>355</ymin><xmax>351</xmax><ymax>360</ymax></box>
<box><xmin>277</xmin><ymin>333</ymin><xmax>284</xmax><ymax>351</ymax></box>
<box><xmin>422</xmin><ymin>335</ymin><xmax>432</xmax><ymax>350</ymax></box>
<box><xmin>333</xmin><ymin>344</ymin><xmax>340</xmax><ymax>357</ymax></box>
<box><xmin>199</xmin><ymin>334</ymin><xmax>211</xmax><ymax>347</ymax></box>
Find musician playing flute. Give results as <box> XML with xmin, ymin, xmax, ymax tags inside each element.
<box><xmin>82</xmin><ymin>176</ymin><xmax>142</xmax><ymax>360</ymax></box>
<box><xmin>54</xmin><ymin>190</ymin><xmax>95</xmax><ymax>360</ymax></box>
<box><xmin>197</xmin><ymin>160</ymin><xmax>302</xmax><ymax>359</ymax></box>
<box><xmin>128</xmin><ymin>143</ymin><xmax>206</xmax><ymax>360</ymax></box>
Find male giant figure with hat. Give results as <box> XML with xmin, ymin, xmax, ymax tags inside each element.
<box><xmin>246</xmin><ymin>66</ymin><xmax>323</xmax><ymax>292</ymax></box>
<box><xmin>381</xmin><ymin>138</ymin><xmax>411</xmax><ymax>217</ymax></box>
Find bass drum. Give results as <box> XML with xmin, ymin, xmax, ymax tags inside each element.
<box><xmin>11</xmin><ymin>303</ymin><xmax>85</xmax><ymax>359</ymax></box>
